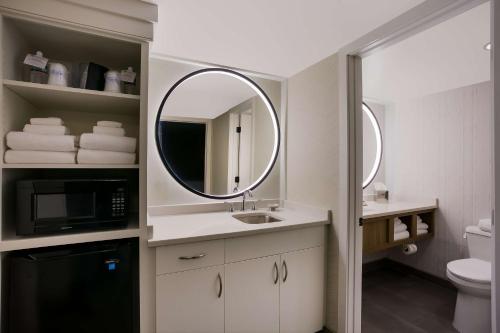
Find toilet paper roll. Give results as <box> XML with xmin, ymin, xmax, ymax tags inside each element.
<box><xmin>403</xmin><ymin>243</ymin><xmax>418</xmax><ymax>255</ymax></box>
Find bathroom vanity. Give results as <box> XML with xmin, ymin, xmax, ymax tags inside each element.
<box><xmin>148</xmin><ymin>203</ymin><xmax>329</xmax><ymax>333</ymax></box>
<box><xmin>361</xmin><ymin>200</ymin><xmax>438</xmax><ymax>254</ymax></box>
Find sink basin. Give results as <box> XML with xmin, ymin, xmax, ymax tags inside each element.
<box><xmin>232</xmin><ymin>212</ymin><xmax>282</xmax><ymax>224</ymax></box>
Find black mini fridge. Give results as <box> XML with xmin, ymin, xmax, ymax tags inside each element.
<box><xmin>5</xmin><ymin>238</ymin><xmax>139</xmax><ymax>333</ymax></box>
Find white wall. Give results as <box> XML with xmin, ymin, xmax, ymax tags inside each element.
<box><xmin>147</xmin><ymin>58</ymin><xmax>282</xmax><ymax>206</ymax></box>
<box><xmin>287</xmin><ymin>54</ymin><xmax>339</xmax><ymax>331</ymax></box>
<box><xmin>363</xmin><ymin>2</ymin><xmax>490</xmax><ymax>103</ymax></box>
<box><xmin>385</xmin><ymin>81</ymin><xmax>492</xmax><ymax>278</ymax></box>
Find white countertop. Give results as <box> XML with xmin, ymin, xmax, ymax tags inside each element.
<box><xmin>362</xmin><ymin>199</ymin><xmax>438</xmax><ymax>219</ymax></box>
<box><xmin>148</xmin><ymin>202</ymin><xmax>330</xmax><ymax>247</ymax></box>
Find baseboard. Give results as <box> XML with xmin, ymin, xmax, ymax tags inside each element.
<box><xmin>363</xmin><ymin>258</ymin><xmax>456</xmax><ymax>290</ymax></box>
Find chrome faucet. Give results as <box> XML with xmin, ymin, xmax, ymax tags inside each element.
<box><xmin>241</xmin><ymin>190</ymin><xmax>253</xmax><ymax>211</ymax></box>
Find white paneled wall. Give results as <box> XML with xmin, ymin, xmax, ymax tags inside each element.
<box><xmin>386</xmin><ymin>81</ymin><xmax>492</xmax><ymax>278</ymax></box>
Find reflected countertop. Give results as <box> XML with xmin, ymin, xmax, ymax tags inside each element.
<box><xmin>147</xmin><ymin>201</ymin><xmax>330</xmax><ymax>247</ymax></box>
<box><xmin>362</xmin><ymin>199</ymin><xmax>438</xmax><ymax>219</ymax></box>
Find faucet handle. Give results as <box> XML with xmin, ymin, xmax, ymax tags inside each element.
<box><xmin>251</xmin><ymin>200</ymin><xmax>258</xmax><ymax>211</ymax></box>
<box><xmin>225</xmin><ymin>201</ymin><xmax>234</xmax><ymax>212</ymax></box>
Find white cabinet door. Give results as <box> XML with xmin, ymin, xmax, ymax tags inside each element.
<box><xmin>225</xmin><ymin>255</ymin><xmax>280</xmax><ymax>333</ymax></box>
<box><xmin>156</xmin><ymin>265</ymin><xmax>224</xmax><ymax>333</ymax></box>
<box><xmin>280</xmin><ymin>246</ymin><xmax>325</xmax><ymax>333</ymax></box>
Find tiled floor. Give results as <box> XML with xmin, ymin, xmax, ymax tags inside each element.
<box><xmin>362</xmin><ymin>267</ymin><xmax>458</xmax><ymax>333</ymax></box>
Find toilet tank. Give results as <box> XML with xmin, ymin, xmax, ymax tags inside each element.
<box><xmin>466</xmin><ymin>226</ymin><xmax>492</xmax><ymax>262</ymax></box>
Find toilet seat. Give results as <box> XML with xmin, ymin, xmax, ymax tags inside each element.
<box><xmin>447</xmin><ymin>258</ymin><xmax>491</xmax><ymax>285</ymax></box>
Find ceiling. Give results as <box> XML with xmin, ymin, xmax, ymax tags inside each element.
<box><xmin>363</xmin><ymin>2</ymin><xmax>490</xmax><ymax>103</ymax></box>
<box><xmin>151</xmin><ymin>0</ymin><xmax>425</xmax><ymax>77</ymax></box>
<box><xmin>161</xmin><ymin>73</ymin><xmax>256</xmax><ymax>119</ymax></box>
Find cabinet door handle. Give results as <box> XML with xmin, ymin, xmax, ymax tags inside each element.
<box><xmin>273</xmin><ymin>262</ymin><xmax>279</xmax><ymax>284</ymax></box>
<box><xmin>282</xmin><ymin>260</ymin><xmax>288</xmax><ymax>283</ymax></box>
<box><xmin>178</xmin><ymin>253</ymin><xmax>206</xmax><ymax>260</ymax></box>
<box><xmin>217</xmin><ymin>273</ymin><xmax>223</xmax><ymax>298</ymax></box>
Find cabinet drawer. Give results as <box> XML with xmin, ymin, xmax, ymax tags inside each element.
<box><xmin>225</xmin><ymin>226</ymin><xmax>325</xmax><ymax>263</ymax></box>
<box><xmin>156</xmin><ymin>240</ymin><xmax>224</xmax><ymax>275</ymax></box>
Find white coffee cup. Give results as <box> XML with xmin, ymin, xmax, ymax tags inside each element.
<box><xmin>48</xmin><ymin>62</ymin><xmax>69</xmax><ymax>87</ymax></box>
<box><xmin>104</xmin><ymin>70</ymin><xmax>122</xmax><ymax>93</ymax></box>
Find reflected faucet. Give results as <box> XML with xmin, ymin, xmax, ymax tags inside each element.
<box><xmin>241</xmin><ymin>190</ymin><xmax>253</xmax><ymax>211</ymax></box>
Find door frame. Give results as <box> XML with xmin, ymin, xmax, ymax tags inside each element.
<box><xmin>336</xmin><ymin>0</ymin><xmax>491</xmax><ymax>332</ymax></box>
<box><xmin>161</xmin><ymin>116</ymin><xmax>213</xmax><ymax>193</ymax></box>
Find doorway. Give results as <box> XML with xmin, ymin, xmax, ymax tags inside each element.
<box><xmin>338</xmin><ymin>0</ymin><xmax>495</xmax><ymax>332</ymax></box>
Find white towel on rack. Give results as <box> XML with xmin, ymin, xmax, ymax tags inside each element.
<box><xmin>417</xmin><ymin>229</ymin><xmax>429</xmax><ymax>236</ymax></box>
<box><xmin>77</xmin><ymin>149</ymin><xmax>135</xmax><ymax>164</ymax></box>
<box><xmin>24</xmin><ymin>124</ymin><xmax>69</xmax><ymax>136</ymax></box>
<box><xmin>417</xmin><ymin>222</ymin><xmax>429</xmax><ymax>230</ymax></box>
<box><xmin>80</xmin><ymin>133</ymin><xmax>136</xmax><ymax>153</ymax></box>
<box><xmin>394</xmin><ymin>231</ymin><xmax>410</xmax><ymax>241</ymax></box>
<box><xmin>30</xmin><ymin>117</ymin><xmax>64</xmax><ymax>126</ymax></box>
<box><xmin>394</xmin><ymin>223</ymin><xmax>407</xmax><ymax>233</ymax></box>
<box><xmin>6</xmin><ymin>132</ymin><xmax>77</xmax><ymax>152</ymax></box>
<box><xmin>97</xmin><ymin>120</ymin><xmax>122</xmax><ymax>128</ymax></box>
<box><xmin>4</xmin><ymin>150</ymin><xmax>76</xmax><ymax>164</ymax></box>
<box><xmin>93</xmin><ymin>126</ymin><xmax>125</xmax><ymax>137</ymax></box>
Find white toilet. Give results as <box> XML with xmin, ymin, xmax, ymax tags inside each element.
<box><xmin>447</xmin><ymin>225</ymin><xmax>491</xmax><ymax>333</ymax></box>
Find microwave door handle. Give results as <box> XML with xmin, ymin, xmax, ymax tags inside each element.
<box><xmin>31</xmin><ymin>193</ymin><xmax>37</xmax><ymax>221</ymax></box>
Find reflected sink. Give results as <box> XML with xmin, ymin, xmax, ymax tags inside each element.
<box><xmin>232</xmin><ymin>212</ymin><xmax>282</xmax><ymax>224</ymax></box>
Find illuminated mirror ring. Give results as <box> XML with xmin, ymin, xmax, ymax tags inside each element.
<box><xmin>155</xmin><ymin>68</ymin><xmax>281</xmax><ymax>200</ymax></box>
<box><xmin>363</xmin><ymin>102</ymin><xmax>383</xmax><ymax>189</ymax></box>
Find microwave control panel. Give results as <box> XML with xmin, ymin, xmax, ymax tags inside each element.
<box><xmin>111</xmin><ymin>191</ymin><xmax>126</xmax><ymax>217</ymax></box>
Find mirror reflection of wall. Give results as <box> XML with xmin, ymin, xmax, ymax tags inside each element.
<box><xmin>362</xmin><ymin>101</ymin><xmax>385</xmax><ymax>198</ymax></box>
<box><xmin>148</xmin><ymin>59</ymin><xmax>281</xmax><ymax>206</ymax></box>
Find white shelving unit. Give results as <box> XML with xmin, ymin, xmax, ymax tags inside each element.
<box><xmin>0</xmin><ymin>18</ymin><xmax>147</xmax><ymax>255</ymax></box>
<box><xmin>0</xmin><ymin>6</ymin><xmax>154</xmax><ymax>332</ymax></box>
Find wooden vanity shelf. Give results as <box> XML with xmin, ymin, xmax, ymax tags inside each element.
<box><xmin>362</xmin><ymin>208</ymin><xmax>435</xmax><ymax>255</ymax></box>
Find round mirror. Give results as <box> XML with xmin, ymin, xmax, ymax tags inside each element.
<box><xmin>155</xmin><ymin>68</ymin><xmax>280</xmax><ymax>199</ymax></box>
<box><xmin>362</xmin><ymin>102</ymin><xmax>383</xmax><ymax>189</ymax></box>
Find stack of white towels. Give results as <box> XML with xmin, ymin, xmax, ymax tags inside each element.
<box><xmin>77</xmin><ymin>121</ymin><xmax>136</xmax><ymax>164</ymax></box>
<box><xmin>394</xmin><ymin>217</ymin><xmax>410</xmax><ymax>241</ymax></box>
<box><xmin>416</xmin><ymin>215</ymin><xmax>429</xmax><ymax>236</ymax></box>
<box><xmin>478</xmin><ymin>218</ymin><xmax>491</xmax><ymax>233</ymax></box>
<box><xmin>5</xmin><ymin>117</ymin><xmax>77</xmax><ymax>163</ymax></box>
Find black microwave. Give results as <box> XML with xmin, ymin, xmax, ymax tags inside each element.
<box><xmin>16</xmin><ymin>179</ymin><xmax>129</xmax><ymax>235</ymax></box>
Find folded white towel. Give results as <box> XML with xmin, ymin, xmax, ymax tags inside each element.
<box><xmin>417</xmin><ymin>216</ymin><xmax>423</xmax><ymax>223</ymax></box>
<box><xmin>417</xmin><ymin>229</ymin><xmax>429</xmax><ymax>236</ymax></box>
<box><xmin>395</xmin><ymin>217</ymin><xmax>402</xmax><ymax>225</ymax></box>
<box><xmin>93</xmin><ymin>126</ymin><xmax>125</xmax><ymax>137</ymax></box>
<box><xmin>6</xmin><ymin>132</ymin><xmax>77</xmax><ymax>152</ymax></box>
<box><xmin>394</xmin><ymin>231</ymin><xmax>410</xmax><ymax>241</ymax></box>
<box><xmin>394</xmin><ymin>223</ymin><xmax>407</xmax><ymax>233</ymax></box>
<box><xmin>30</xmin><ymin>117</ymin><xmax>64</xmax><ymax>126</ymax></box>
<box><xmin>4</xmin><ymin>150</ymin><xmax>76</xmax><ymax>164</ymax></box>
<box><xmin>24</xmin><ymin>124</ymin><xmax>69</xmax><ymax>136</ymax></box>
<box><xmin>479</xmin><ymin>219</ymin><xmax>492</xmax><ymax>233</ymax></box>
<box><xmin>80</xmin><ymin>133</ymin><xmax>136</xmax><ymax>153</ymax></box>
<box><xmin>97</xmin><ymin>121</ymin><xmax>122</xmax><ymax>128</ymax></box>
<box><xmin>417</xmin><ymin>222</ymin><xmax>429</xmax><ymax>230</ymax></box>
<box><xmin>77</xmin><ymin>149</ymin><xmax>135</xmax><ymax>164</ymax></box>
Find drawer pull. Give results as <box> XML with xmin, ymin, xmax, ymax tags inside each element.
<box><xmin>273</xmin><ymin>262</ymin><xmax>279</xmax><ymax>284</ymax></box>
<box><xmin>282</xmin><ymin>260</ymin><xmax>288</xmax><ymax>283</ymax></box>
<box><xmin>178</xmin><ymin>253</ymin><xmax>206</xmax><ymax>260</ymax></box>
<box><xmin>217</xmin><ymin>273</ymin><xmax>223</xmax><ymax>298</ymax></box>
